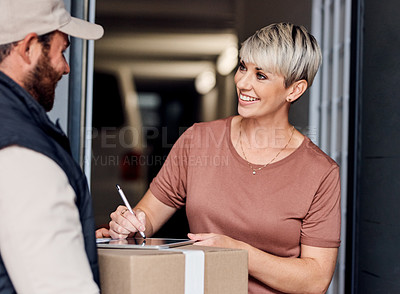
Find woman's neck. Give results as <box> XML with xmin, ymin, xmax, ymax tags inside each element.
<box><xmin>239</xmin><ymin>116</ymin><xmax>293</xmax><ymax>149</ymax></box>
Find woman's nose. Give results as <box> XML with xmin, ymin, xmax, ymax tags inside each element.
<box><xmin>235</xmin><ymin>72</ymin><xmax>252</xmax><ymax>90</ymax></box>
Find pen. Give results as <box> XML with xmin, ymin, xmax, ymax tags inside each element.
<box><xmin>116</xmin><ymin>184</ymin><xmax>146</xmax><ymax>239</ymax></box>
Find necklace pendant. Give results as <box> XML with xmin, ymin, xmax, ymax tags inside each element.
<box><xmin>252</xmin><ymin>170</ymin><xmax>256</xmax><ymax>175</ymax></box>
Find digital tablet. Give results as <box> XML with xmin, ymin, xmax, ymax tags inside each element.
<box><xmin>96</xmin><ymin>237</ymin><xmax>195</xmax><ymax>249</ymax></box>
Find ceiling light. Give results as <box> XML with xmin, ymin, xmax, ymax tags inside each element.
<box><xmin>195</xmin><ymin>70</ymin><xmax>216</xmax><ymax>95</ymax></box>
<box><xmin>217</xmin><ymin>46</ymin><xmax>238</xmax><ymax>76</ymax></box>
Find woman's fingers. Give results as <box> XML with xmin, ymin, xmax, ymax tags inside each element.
<box><xmin>95</xmin><ymin>227</ymin><xmax>110</xmax><ymax>238</ymax></box>
<box><xmin>109</xmin><ymin>205</ymin><xmax>146</xmax><ymax>239</ymax></box>
<box><xmin>132</xmin><ymin>209</ymin><xmax>146</xmax><ymax>232</ymax></box>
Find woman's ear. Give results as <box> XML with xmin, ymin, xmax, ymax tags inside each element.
<box><xmin>16</xmin><ymin>33</ymin><xmax>39</xmax><ymax>64</ymax></box>
<box><xmin>286</xmin><ymin>80</ymin><xmax>308</xmax><ymax>103</ymax></box>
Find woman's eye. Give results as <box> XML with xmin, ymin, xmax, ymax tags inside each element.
<box><xmin>257</xmin><ymin>73</ymin><xmax>267</xmax><ymax>80</ymax></box>
<box><xmin>238</xmin><ymin>62</ymin><xmax>246</xmax><ymax>71</ymax></box>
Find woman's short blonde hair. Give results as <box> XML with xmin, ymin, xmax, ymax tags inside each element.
<box><xmin>239</xmin><ymin>22</ymin><xmax>322</xmax><ymax>88</ymax></box>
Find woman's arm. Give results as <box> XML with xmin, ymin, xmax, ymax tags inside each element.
<box><xmin>248</xmin><ymin>243</ymin><xmax>337</xmax><ymax>294</ymax></box>
<box><xmin>189</xmin><ymin>233</ymin><xmax>337</xmax><ymax>294</ymax></box>
<box><xmin>107</xmin><ymin>189</ymin><xmax>177</xmax><ymax>239</ymax></box>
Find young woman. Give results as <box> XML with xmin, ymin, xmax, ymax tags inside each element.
<box><xmin>98</xmin><ymin>23</ymin><xmax>340</xmax><ymax>294</ymax></box>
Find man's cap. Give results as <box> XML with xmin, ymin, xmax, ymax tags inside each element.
<box><xmin>0</xmin><ymin>0</ymin><xmax>104</xmax><ymax>45</ymax></box>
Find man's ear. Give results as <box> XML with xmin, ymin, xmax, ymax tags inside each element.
<box><xmin>286</xmin><ymin>80</ymin><xmax>308</xmax><ymax>103</ymax></box>
<box><xmin>16</xmin><ymin>33</ymin><xmax>39</xmax><ymax>64</ymax></box>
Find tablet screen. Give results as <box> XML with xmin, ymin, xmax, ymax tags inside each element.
<box><xmin>96</xmin><ymin>237</ymin><xmax>195</xmax><ymax>249</ymax></box>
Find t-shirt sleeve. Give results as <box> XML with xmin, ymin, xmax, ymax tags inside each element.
<box><xmin>301</xmin><ymin>165</ymin><xmax>341</xmax><ymax>248</ymax></box>
<box><xmin>149</xmin><ymin>126</ymin><xmax>195</xmax><ymax>208</ymax></box>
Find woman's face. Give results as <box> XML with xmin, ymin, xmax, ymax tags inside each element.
<box><xmin>234</xmin><ymin>60</ymin><xmax>291</xmax><ymax>120</ymax></box>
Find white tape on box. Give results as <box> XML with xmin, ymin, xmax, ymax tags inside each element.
<box><xmin>162</xmin><ymin>249</ymin><xmax>205</xmax><ymax>294</ymax></box>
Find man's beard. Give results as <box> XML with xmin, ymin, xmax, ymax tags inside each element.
<box><xmin>23</xmin><ymin>52</ymin><xmax>62</xmax><ymax>112</ymax></box>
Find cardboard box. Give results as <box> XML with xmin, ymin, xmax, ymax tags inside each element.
<box><xmin>98</xmin><ymin>245</ymin><xmax>248</xmax><ymax>294</ymax></box>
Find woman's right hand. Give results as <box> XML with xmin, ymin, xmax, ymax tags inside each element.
<box><xmin>108</xmin><ymin>205</ymin><xmax>147</xmax><ymax>239</ymax></box>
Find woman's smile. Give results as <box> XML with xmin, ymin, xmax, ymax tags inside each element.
<box><xmin>239</xmin><ymin>93</ymin><xmax>260</xmax><ymax>104</ymax></box>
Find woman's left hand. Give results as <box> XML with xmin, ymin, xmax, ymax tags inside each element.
<box><xmin>95</xmin><ymin>227</ymin><xmax>111</xmax><ymax>238</ymax></box>
<box><xmin>188</xmin><ymin>233</ymin><xmax>245</xmax><ymax>249</ymax></box>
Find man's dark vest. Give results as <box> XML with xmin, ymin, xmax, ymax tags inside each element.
<box><xmin>0</xmin><ymin>71</ymin><xmax>99</xmax><ymax>293</ymax></box>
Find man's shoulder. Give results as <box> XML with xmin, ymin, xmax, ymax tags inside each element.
<box><xmin>0</xmin><ymin>145</ymin><xmax>53</xmax><ymax>163</ymax></box>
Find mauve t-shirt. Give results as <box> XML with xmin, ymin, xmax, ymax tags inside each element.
<box><xmin>150</xmin><ymin>116</ymin><xmax>341</xmax><ymax>294</ymax></box>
